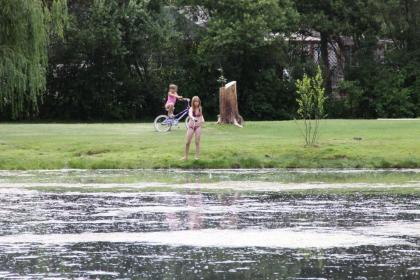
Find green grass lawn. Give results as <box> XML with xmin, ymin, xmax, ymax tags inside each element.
<box><xmin>0</xmin><ymin>120</ymin><xmax>419</xmax><ymax>169</ymax></box>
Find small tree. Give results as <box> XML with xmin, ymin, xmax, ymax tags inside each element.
<box><xmin>217</xmin><ymin>68</ymin><xmax>227</xmax><ymax>87</ymax></box>
<box><xmin>295</xmin><ymin>67</ymin><xmax>326</xmax><ymax>146</ymax></box>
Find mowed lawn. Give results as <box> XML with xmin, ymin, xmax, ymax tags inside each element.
<box><xmin>0</xmin><ymin>120</ymin><xmax>419</xmax><ymax>169</ymax></box>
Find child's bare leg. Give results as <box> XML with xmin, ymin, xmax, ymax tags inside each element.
<box><xmin>183</xmin><ymin>128</ymin><xmax>194</xmax><ymax>160</ymax></box>
<box><xmin>194</xmin><ymin>126</ymin><xmax>201</xmax><ymax>159</ymax></box>
<box><xmin>167</xmin><ymin>105</ymin><xmax>174</xmax><ymax>117</ymax></box>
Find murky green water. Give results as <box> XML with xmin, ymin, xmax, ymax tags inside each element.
<box><xmin>0</xmin><ymin>169</ymin><xmax>419</xmax><ymax>279</ymax></box>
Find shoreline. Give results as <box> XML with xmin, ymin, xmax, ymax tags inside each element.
<box><xmin>1</xmin><ymin>167</ymin><xmax>420</xmax><ymax>172</ymax></box>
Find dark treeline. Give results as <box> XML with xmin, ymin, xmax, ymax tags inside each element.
<box><xmin>2</xmin><ymin>0</ymin><xmax>420</xmax><ymax>121</ymax></box>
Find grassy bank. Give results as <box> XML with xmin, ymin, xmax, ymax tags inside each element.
<box><xmin>0</xmin><ymin>120</ymin><xmax>419</xmax><ymax>169</ymax></box>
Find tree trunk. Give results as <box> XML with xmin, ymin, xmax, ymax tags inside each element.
<box><xmin>320</xmin><ymin>31</ymin><xmax>332</xmax><ymax>95</ymax></box>
<box><xmin>218</xmin><ymin>81</ymin><xmax>243</xmax><ymax>127</ymax></box>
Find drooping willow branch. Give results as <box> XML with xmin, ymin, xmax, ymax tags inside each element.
<box><xmin>0</xmin><ymin>0</ymin><xmax>67</xmax><ymax>118</ymax></box>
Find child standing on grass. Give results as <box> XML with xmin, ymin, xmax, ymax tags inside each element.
<box><xmin>183</xmin><ymin>96</ymin><xmax>205</xmax><ymax>160</ymax></box>
<box><xmin>165</xmin><ymin>84</ymin><xmax>183</xmax><ymax>118</ymax></box>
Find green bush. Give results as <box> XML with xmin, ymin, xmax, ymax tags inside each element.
<box><xmin>295</xmin><ymin>67</ymin><xmax>326</xmax><ymax>146</ymax></box>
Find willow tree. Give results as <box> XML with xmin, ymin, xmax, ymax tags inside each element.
<box><xmin>0</xmin><ymin>0</ymin><xmax>67</xmax><ymax>118</ymax></box>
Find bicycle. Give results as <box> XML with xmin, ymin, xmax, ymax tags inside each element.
<box><xmin>154</xmin><ymin>98</ymin><xmax>191</xmax><ymax>132</ymax></box>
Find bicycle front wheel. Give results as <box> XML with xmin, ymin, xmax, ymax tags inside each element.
<box><xmin>154</xmin><ymin>115</ymin><xmax>172</xmax><ymax>132</ymax></box>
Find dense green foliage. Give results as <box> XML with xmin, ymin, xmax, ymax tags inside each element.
<box><xmin>1</xmin><ymin>0</ymin><xmax>419</xmax><ymax>120</ymax></box>
<box><xmin>0</xmin><ymin>0</ymin><xmax>67</xmax><ymax>118</ymax></box>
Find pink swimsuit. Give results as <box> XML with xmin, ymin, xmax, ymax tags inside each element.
<box><xmin>189</xmin><ymin>110</ymin><xmax>202</xmax><ymax>131</ymax></box>
<box><xmin>166</xmin><ymin>94</ymin><xmax>177</xmax><ymax>106</ymax></box>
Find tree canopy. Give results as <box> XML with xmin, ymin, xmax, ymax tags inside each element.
<box><xmin>0</xmin><ymin>0</ymin><xmax>419</xmax><ymax>120</ymax></box>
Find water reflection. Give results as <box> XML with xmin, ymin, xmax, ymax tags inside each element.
<box><xmin>1</xmin><ymin>243</ymin><xmax>419</xmax><ymax>279</ymax></box>
<box><xmin>1</xmin><ymin>168</ymin><xmax>420</xmax><ymax>185</ymax></box>
<box><xmin>164</xmin><ymin>177</ymin><xmax>241</xmax><ymax>231</ymax></box>
<box><xmin>0</xmin><ymin>173</ymin><xmax>419</xmax><ymax>279</ymax></box>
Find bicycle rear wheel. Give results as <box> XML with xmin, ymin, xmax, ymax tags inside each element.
<box><xmin>154</xmin><ymin>115</ymin><xmax>172</xmax><ymax>132</ymax></box>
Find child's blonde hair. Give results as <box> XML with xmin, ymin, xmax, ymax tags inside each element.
<box><xmin>191</xmin><ymin>96</ymin><xmax>202</xmax><ymax>112</ymax></box>
<box><xmin>169</xmin><ymin>84</ymin><xmax>178</xmax><ymax>91</ymax></box>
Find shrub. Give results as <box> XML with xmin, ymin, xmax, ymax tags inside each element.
<box><xmin>295</xmin><ymin>67</ymin><xmax>326</xmax><ymax>146</ymax></box>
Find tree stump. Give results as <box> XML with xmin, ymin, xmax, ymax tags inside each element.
<box><xmin>217</xmin><ymin>81</ymin><xmax>243</xmax><ymax>127</ymax></box>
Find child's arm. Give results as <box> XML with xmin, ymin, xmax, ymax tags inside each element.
<box><xmin>188</xmin><ymin>108</ymin><xmax>197</xmax><ymax>121</ymax></box>
<box><xmin>168</xmin><ymin>92</ymin><xmax>183</xmax><ymax>99</ymax></box>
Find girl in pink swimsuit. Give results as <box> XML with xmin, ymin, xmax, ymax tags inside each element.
<box><xmin>183</xmin><ymin>96</ymin><xmax>205</xmax><ymax>160</ymax></box>
<box><xmin>165</xmin><ymin>84</ymin><xmax>183</xmax><ymax>117</ymax></box>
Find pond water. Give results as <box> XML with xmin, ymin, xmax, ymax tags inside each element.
<box><xmin>0</xmin><ymin>169</ymin><xmax>419</xmax><ymax>279</ymax></box>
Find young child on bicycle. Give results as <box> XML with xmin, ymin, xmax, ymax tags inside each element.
<box><xmin>166</xmin><ymin>84</ymin><xmax>183</xmax><ymax>118</ymax></box>
<box><xmin>183</xmin><ymin>96</ymin><xmax>205</xmax><ymax>160</ymax></box>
